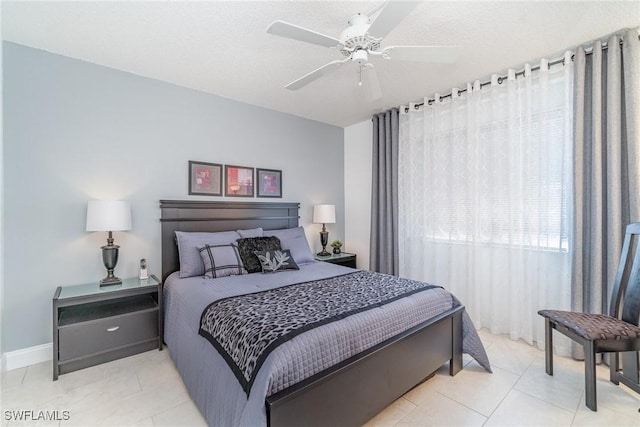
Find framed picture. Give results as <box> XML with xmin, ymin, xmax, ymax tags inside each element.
<box><xmin>256</xmin><ymin>168</ymin><xmax>282</xmax><ymax>198</ymax></box>
<box><xmin>225</xmin><ymin>165</ymin><xmax>254</xmax><ymax>197</ymax></box>
<box><xmin>189</xmin><ymin>161</ymin><xmax>222</xmax><ymax>196</ymax></box>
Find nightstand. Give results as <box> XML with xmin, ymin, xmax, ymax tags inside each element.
<box><xmin>315</xmin><ymin>252</ymin><xmax>357</xmax><ymax>268</ymax></box>
<box><xmin>52</xmin><ymin>275</ymin><xmax>162</xmax><ymax>380</ymax></box>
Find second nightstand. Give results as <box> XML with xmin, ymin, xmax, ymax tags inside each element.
<box><xmin>315</xmin><ymin>252</ymin><xmax>357</xmax><ymax>268</ymax></box>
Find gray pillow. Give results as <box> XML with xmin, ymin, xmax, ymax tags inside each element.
<box><xmin>176</xmin><ymin>231</ymin><xmax>241</xmax><ymax>278</ymax></box>
<box><xmin>264</xmin><ymin>227</ymin><xmax>314</xmax><ymax>265</ymax></box>
<box><xmin>237</xmin><ymin>227</ymin><xmax>264</xmax><ymax>238</ymax></box>
<box><xmin>198</xmin><ymin>244</ymin><xmax>247</xmax><ymax>279</ymax></box>
<box><xmin>254</xmin><ymin>249</ymin><xmax>299</xmax><ymax>273</ymax></box>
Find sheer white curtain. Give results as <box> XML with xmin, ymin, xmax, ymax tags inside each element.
<box><xmin>398</xmin><ymin>52</ymin><xmax>574</xmax><ymax>354</ymax></box>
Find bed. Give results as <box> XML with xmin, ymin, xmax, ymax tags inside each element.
<box><xmin>160</xmin><ymin>200</ymin><xmax>490</xmax><ymax>427</ymax></box>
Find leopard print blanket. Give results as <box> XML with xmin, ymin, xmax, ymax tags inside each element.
<box><xmin>199</xmin><ymin>270</ymin><xmax>440</xmax><ymax>395</ymax></box>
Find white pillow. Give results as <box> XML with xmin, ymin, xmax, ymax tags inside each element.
<box><xmin>237</xmin><ymin>227</ymin><xmax>264</xmax><ymax>238</ymax></box>
<box><xmin>264</xmin><ymin>227</ymin><xmax>315</xmax><ymax>265</ymax></box>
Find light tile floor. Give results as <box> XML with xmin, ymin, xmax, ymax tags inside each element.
<box><xmin>1</xmin><ymin>330</ymin><xmax>639</xmax><ymax>426</ymax></box>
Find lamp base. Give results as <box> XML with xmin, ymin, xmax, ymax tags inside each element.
<box><xmin>318</xmin><ymin>229</ymin><xmax>330</xmax><ymax>258</ymax></box>
<box><xmin>100</xmin><ymin>275</ymin><xmax>123</xmax><ymax>287</ymax></box>
<box><xmin>100</xmin><ymin>242</ymin><xmax>121</xmax><ymax>287</ymax></box>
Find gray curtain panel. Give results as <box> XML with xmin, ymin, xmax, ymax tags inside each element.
<box><xmin>370</xmin><ymin>108</ymin><xmax>399</xmax><ymax>275</ymax></box>
<box><xmin>571</xmin><ymin>30</ymin><xmax>640</xmax><ymax>359</ymax></box>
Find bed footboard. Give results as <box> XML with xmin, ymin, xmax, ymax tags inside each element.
<box><xmin>266</xmin><ymin>305</ymin><xmax>464</xmax><ymax>427</ymax></box>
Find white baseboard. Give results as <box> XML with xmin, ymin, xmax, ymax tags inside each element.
<box><xmin>2</xmin><ymin>342</ymin><xmax>52</xmax><ymax>372</ymax></box>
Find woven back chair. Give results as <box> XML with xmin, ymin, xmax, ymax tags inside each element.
<box><xmin>538</xmin><ymin>222</ymin><xmax>640</xmax><ymax>411</ymax></box>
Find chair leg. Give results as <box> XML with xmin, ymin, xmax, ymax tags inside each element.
<box><xmin>544</xmin><ymin>318</ymin><xmax>553</xmax><ymax>376</ymax></box>
<box><xmin>610</xmin><ymin>352</ymin><xmax>619</xmax><ymax>385</ymax></box>
<box><xmin>584</xmin><ymin>341</ymin><xmax>597</xmax><ymax>411</ymax></box>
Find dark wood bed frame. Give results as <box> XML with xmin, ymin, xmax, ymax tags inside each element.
<box><xmin>160</xmin><ymin>200</ymin><xmax>463</xmax><ymax>427</ymax></box>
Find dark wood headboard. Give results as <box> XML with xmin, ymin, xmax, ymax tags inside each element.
<box><xmin>159</xmin><ymin>200</ymin><xmax>300</xmax><ymax>282</ymax></box>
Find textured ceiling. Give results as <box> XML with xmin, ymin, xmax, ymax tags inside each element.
<box><xmin>2</xmin><ymin>1</ymin><xmax>639</xmax><ymax>127</ymax></box>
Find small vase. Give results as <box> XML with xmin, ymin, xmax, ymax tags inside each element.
<box><xmin>333</xmin><ymin>247</ymin><xmax>341</xmax><ymax>254</ymax></box>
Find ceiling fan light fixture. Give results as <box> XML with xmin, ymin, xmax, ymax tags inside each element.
<box><xmin>352</xmin><ymin>49</ymin><xmax>368</xmax><ymax>66</ymax></box>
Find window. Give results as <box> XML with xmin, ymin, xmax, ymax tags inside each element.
<box><xmin>399</xmin><ymin>68</ymin><xmax>572</xmax><ymax>252</ymax></box>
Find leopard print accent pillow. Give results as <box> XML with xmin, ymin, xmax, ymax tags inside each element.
<box><xmin>236</xmin><ymin>236</ymin><xmax>282</xmax><ymax>273</ymax></box>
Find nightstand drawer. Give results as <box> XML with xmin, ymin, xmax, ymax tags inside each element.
<box><xmin>59</xmin><ymin>308</ymin><xmax>158</xmax><ymax>361</ymax></box>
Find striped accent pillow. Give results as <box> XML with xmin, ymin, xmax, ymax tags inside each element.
<box><xmin>198</xmin><ymin>244</ymin><xmax>247</xmax><ymax>279</ymax></box>
<box><xmin>176</xmin><ymin>231</ymin><xmax>241</xmax><ymax>278</ymax></box>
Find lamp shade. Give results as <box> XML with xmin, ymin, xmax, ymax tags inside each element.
<box><xmin>86</xmin><ymin>200</ymin><xmax>132</xmax><ymax>232</ymax></box>
<box><xmin>313</xmin><ymin>204</ymin><xmax>336</xmax><ymax>224</ymax></box>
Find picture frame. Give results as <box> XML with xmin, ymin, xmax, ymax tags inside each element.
<box><xmin>225</xmin><ymin>165</ymin><xmax>254</xmax><ymax>197</ymax></box>
<box><xmin>189</xmin><ymin>161</ymin><xmax>223</xmax><ymax>196</ymax></box>
<box><xmin>256</xmin><ymin>168</ymin><xmax>282</xmax><ymax>198</ymax></box>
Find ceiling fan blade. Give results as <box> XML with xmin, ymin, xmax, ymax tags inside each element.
<box><xmin>365</xmin><ymin>0</ymin><xmax>387</xmax><ymax>18</ymax></box>
<box><xmin>367</xmin><ymin>1</ymin><xmax>420</xmax><ymax>39</ymax></box>
<box><xmin>383</xmin><ymin>46</ymin><xmax>462</xmax><ymax>63</ymax></box>
<box><xmin>285</xmin><ymin>58</ymin><xmax>350</xmax><ymax>90</ymax></box>
<box><xmin>266</xmin><ymin>20</ymin><xmax>340</xmax><ymax>48</ymax></box>
<box><xmin>361</xmin><ymin>65</ymin><xmax>383</xmax><ymax>101</ymax></box>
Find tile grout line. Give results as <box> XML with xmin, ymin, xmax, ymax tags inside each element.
<box><xmin>510</xmin><ymin>356</ymin><xmax>580</xmax><ymax>425</ymax></box>
<box><xmin>516</xmin><ymin>385</ymin><xmax>580</xmax><ymax>417</ymax></box>
<box><xmin>481</xmin><ymin>357</ymin><xmax>537</xmax><ymax>424</ymax></box>
<box><xmin>569</xmin><ymin>364</ymin><xmax>640</xmax><ymax>418</ymax></box>
<box><xmin>135</xmin><ymin>371</ymin><xmax>144</xmax><ymax>393</ymax></box>
<box><xmin>568</xmin><ymin>390</ymin><xmax>583</xmax><ymax>427</ymax></box>
<box><xmin>388</xmin><ymin>396</ymin><xmax>417</xmax><ymax>426</ymax></box>
<box><xmin>20</xmin><ymin>366</ymin><xmax>28</xmax><ymax>385</ymax></box>
<box><xmin>435</xmin><ymin>390</ymin><xmax>489</xmax><ymax>422</ymax></box>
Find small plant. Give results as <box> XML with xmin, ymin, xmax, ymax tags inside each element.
<box><xmin>330</xmin><ymin>240</ymin><xmax>343</xmax><ymax>249</ymax></box>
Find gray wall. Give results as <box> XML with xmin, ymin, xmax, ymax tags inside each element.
<box><xmin>3</xmin><ymin>42</ymin><xmax>344</xmax><ymax>352</ymax></box>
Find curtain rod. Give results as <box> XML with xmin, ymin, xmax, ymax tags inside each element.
<box><xmin>406</xmin><ymin>37</ymin><xmax>629</xmax><ymax>112</ymax></box>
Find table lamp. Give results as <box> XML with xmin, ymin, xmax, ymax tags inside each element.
<box><xmin>313</xmin><ymin>204</ymin><xmax>335</xmax><ymax>256</ymax></box>
<box><xmin>86</xmin><ymin>200</ymin><xmax>132</xmax><ymax>286</ymax></box>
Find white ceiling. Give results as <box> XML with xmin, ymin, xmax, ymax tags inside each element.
<box><xmin>2</xmin><ymin>1</ymin><xmax>639</xmax><ymax>127</ymax></box>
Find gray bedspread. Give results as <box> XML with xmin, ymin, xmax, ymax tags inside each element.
<box><xmin>164</xmin><ymin>262</ymin><xmax>491</xmax><ymax>427</ymax></box>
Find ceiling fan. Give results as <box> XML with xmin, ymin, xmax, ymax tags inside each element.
<box><xmin>266</xmin><ymin>0</ymin><xmax>461</xmax><ymax>100</ymax></box>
